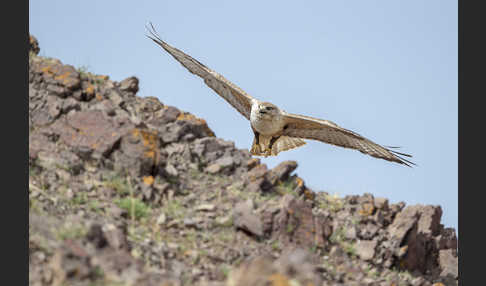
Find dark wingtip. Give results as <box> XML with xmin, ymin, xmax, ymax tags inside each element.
<box><xmin>384</xmin><ymin>145</ymin><xmax>401</xmax><ymax>149</ymax></box>
<box><xmin>390</xmin><ymin>150</ymin><xmax>416</xmax><ymax>167</ymax></box>
<box><xmin>145</xmin><ymin>21</ymin><xmax>163</xmax><ymax>43</ymax></box>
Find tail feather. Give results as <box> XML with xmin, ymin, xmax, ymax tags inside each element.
<box><xmin>250</xmin><ymin>135</ymin><xmax>306</xmax><ymax>157</ymax></box>
<box><xmin>270</xmin><ymin>136</ymin><xmax>306</xmax><ymax>156</ymax></box>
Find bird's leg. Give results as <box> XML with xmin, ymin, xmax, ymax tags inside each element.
<box><xmin>268</xmin><ymin>135</ymin><xmax>281</xmax><ymax>156</ymax></box>
<box><xmin>253</xmin><ymin>128</ymin><xmax>260</xmax><ymax>145</ymax></box>
<box><xmin>250</xmin><ymin>128</ymin><xmax>262</xmax><ymax>155</ymax></box>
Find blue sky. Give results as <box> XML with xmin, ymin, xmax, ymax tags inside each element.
<box><xmin>30</xmin><ymin>1</ymin><xmax>457</xmax><ymax>231</ymax></box>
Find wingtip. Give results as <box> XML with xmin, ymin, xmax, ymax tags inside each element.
<box><xmin>145</xmin><ymin>21</ymin><xmax>162</xmax><ymax>42</ymax></box>
<box><xmin>384</xmin><ymin>146</ymin><xmax>416</xmax><ymax>167</ymax></box>
<box><xmin>394</xmin><ymin>153</ymin><xmax>416</xmax><ymax>167</ymax></box>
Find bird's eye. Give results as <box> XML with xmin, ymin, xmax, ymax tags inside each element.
<box><xmin>266</xmin><ymin>106</ymin><xmax>274</xmax><ymax>110</ymax></box>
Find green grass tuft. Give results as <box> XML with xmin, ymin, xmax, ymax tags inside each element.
<box><xmin>115</xmin><ymin>197</ymin><xmax>151</xmax><ymax>220</ymax></box>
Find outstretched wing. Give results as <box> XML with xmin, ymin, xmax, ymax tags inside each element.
<box><xmin>282</xmin><ymin>113</ymin><xmax>415</xmax><ymax>167</ymax></box>
<box><xmin>146</xmin><ymin>22</ymin><xmax>254</xmax><ymax>120</ymax></box>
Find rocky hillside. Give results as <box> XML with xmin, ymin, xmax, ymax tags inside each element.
<box><xmin>29</xmin><ymin>35</ymin><xmax>458</xmax><ymax>286</ymax></box>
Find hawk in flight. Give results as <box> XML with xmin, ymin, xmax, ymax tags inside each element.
<box><xmin>146</xmin><ymin>23</ymin><xmax>415</xmax><ymax>167</ymax></box>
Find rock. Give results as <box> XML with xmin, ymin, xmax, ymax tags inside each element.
<box><xmin>160</xmin><ymin>106</ymin><xmax>181</xmax><ymax>124</ymax></box>
<box><xmin>245</xmin><ymin>163</ymin><xmax>268</xmax><ymax>182</ymax></box>
<box><xmin>159</xmin><ymin>122</ymin><xmax>188</xmax><ymax>143</ymax></box>
<box><xmin>196</xmin><ymin>204</ymin><xmax>216</xmax><ymax>212</ymax></box>
<box><xmin>359</xmin><ymin>223</ymin><xmax>379</xmax><ymax>240</ymax></box>
<box><xmin>183</xmin><ymin>217</ymin><xmax>204</xmax><ymax>229</ymax></box>
<box><xmin>357</xmin><ymin>193</ymin><xmax>374</xmax><ymax>204</ymax></box>
<box><xmin>30</xmin><ymin>35</ymin><xmax>40</xmax><ymax>55</ymax></box>
<box><xmin>156</xmin><ymin>213</ymin><xmax>167</xmax><ymax>225</ymax></box>
<box><xmin>191</xmin><ymin>137</ymin><xmax>233</xmax><ymax>162</ymax></box>
<box><xmin>205</xmin><ymin>163</ymin><xmax>221</xmax><ymax>174</ymax></box>
<box><xmin>214</xmin><ymin>156</ymin><xmax>235</xmax><ymax>169</ymax></box>
<box><xmin>205</xmin><ymin>156</ymin><xmax>235</xmax><ymax>174</ymax></box>
<box><xmin>246</xmin><ymin>158</ymin><xmax>260</xmax><ymax>170</ymax></box>
<box><xmin>359</xmin><ymin>202</ymin><xmax>375</xmax><ymax>217</ymax></box>
<box><xmin>267</xmin><ymin>160</ymin><xmax>298</xmax><ymax>185</ymax></box>
<box><xmin>50</xmin><ymin>110</ymin><xmax>133</xmax><ymax>160</ymax></box>
<box><xmin>345</xmin><ymin>226</ymin><xmax>357</xmax><ymax>240</ymax></box>
<box><xmin>233</xmin><ymin>199</ymin><xmax>263</xmax><ymax>237</ymax></box>
<box><xmin>272</xmin><ymin>195</ymin><xmax>329</xmax><ymax>248</ymax></box>
<box><xmin>101</xmin><ymin>223</ymin><xmax>127</xmax><ymax>250</ymax></box>
<box><xmin>374</xmin><ymin>197</ymin><xmax>389</xmax><ymax>210</ymax></box>
<box><xmin>355</xmin><ymin>239</ymin><xmax>377</xmax><ymax>261</ymax></box>
<box><xmin>417</xmin><ymin>205</ymin><xmax>443</xmax><ymax>236</ymax></box>
<box><xmin>135</xmin><ymin>272</ymin><xmax>181</xmax><ymax>286</ymax></box>
<box><xmin>227</xmin><ymin>250</ymin><xmax>322</xmax><ymax>286</ymax></box>
<box><xmin>387</xmin><ymin>205</ymin><xmax>421</xmax><ymax>243</ymax></box>
<box><xmin>387</xmin><ymin>204</ymin><xmax>447</xmax><ymax>275</ymax></box>
<box><xmin>119</xmin><ymin>76</ymin><xmax>139</xmax><ymax>94</ymax></box>
<box><xmin>165</xmin><ymin>163</ymin><xmax>178</xmax><ymax>177</ymax></box>
<box><xmin>112</xmin><ymin>127</ymin><xmax>166</xmax><ymax>177</ymax></box>
<box><xmin>435</xmin><ymin>228</ymin><xmax>458</xmax><ymax>250</ymax></box>
<box><xmin>438</xmin><ymin>249</ymin><xmax>458</xmax><ymax>279</ymax></box>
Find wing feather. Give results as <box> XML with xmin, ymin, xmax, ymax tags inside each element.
<box><xmin>282</xmin><ymin>113</ymin><xmax>415</xmax><ymax>167</ymax></box>
<box><xmin>146</xmin><ymin>22</ymin><xmax>253</xmax><ymax>120</ymax></box>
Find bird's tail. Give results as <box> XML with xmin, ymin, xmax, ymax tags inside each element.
<box><xmin>271</xmin><ymin>136</ymin><xmax>306</xmax><ymax>156</ymax></box>
<box><xmin>250</xmin><ymin>136</ymin><xmax>306</xmax><ymax>157</ymax></box>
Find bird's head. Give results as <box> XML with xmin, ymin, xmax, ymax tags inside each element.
<box><xmin>257</xmin><ymin>102</ymin><xmax>280</xmax><ymax>119</ymax></box>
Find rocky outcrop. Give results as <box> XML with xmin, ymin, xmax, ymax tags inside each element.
<box><xmin>29</xmin><ymin>35</ymin><xmax>458</xmax><ymax>286</ymax></box>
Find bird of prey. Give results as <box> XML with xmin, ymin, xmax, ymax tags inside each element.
<box><xmin>146</xmin><ymin>23</ymin><xmax>415</xmax><ymax>167</ymax></box>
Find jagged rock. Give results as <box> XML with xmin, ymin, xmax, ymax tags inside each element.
<box><xmin>417</xmin><ymin>205</ymin><xmax>443</xmax><ymax>236</ymax></box>
<box><xmin>244</xmin><ymin>163</ymin><xmax>275</xmax><ymax>193</ymax></box>
<box><xmin>388</xmin><ymin>205</ymin><xmax>421</xmax><ymax>243</ymax></box>
<box><xmin>358</xmin><ymin>222</ymin><xmax>380</xmax><ymax>240</ymax></box>
<box><xmin>149</xmin><ymin>105</ymin><xmax>180</xmax><ymax>125</ymax></box>
<box><xmin>272</xmin><ymin>195</ymin><xmax>330</xmax><ymax>248</ymax></box>
<box><xmin>205</xmin><ymin>163</ymin><xmax>221</xmax><ymax>174</ymax></box>
<box><xmin>435</xmin><ymin>228</ymin><xmax>458</xmax><ymax>251</ymax></box>
<box><xmin>111</xmin><ymin>127</ymin><xmax>167</xmax><ymax>177</ymax></box>
<box><xmin>246</xmin><ymin>158</ymin><xmax>260</xmax><ymax>170</ymax></box>
<box><xmin>33</xmin><ymin>60</ymin><xmax>81</xmax><ymax>97</ymax></box>
<box><xmin>374</xmin><ymin>197</ymin><xmax>389</xmax><ymax>210</ymax></box>
<box><xmin>191</xmin><ymin>137</ymin><xmax>235</xmax><ymax>163</ymax></box>
<box><xmin>233</xmin><ymin>199</ymin><xmax>263</xmax><ymax>237</ymax></box>
<box><xmin>119</xmin><ymin>76</ymin><xmax>139</xmax><ymax>94</ymax></box>
<box><xmin>438</xmin><ymin>249</ymin><xmax>458</xmax><ymax>279</ymax></box>
<box><xmin>267</xmin><ymin>160</ymin><xmax>298</xmax><ymax>185</ymax></box>
<box><xmin>50</xmin><ymin>110</ymin><xmax>133</xmax><ymax>160</ymax></box>
<box><xmin>246</xmin><ymin>164</ymin><xmax>268</xmax><ymax>182</ymax></box>
<box><xmin>30</xmin><ymin>35</ymin><xmax>40</xmax><ymax>55</ymax></box>
<box><xmin>387</xmin><ymin>204</ymin><xmax>445</xmax><ymax>274</ymax></box>
<box><xmin>205</xmin><ymin>156</ymin><xmax>236</xmax><ymax>175</ymax></box>
<box><xmin>355</xmin><ymin>239</ymin><xmax>377</xmax><ymax>261</ymax></box>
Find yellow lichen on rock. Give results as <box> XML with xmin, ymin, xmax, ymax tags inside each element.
<box><xmin>131</xmin><ymin>128</ymin><xmax>159</xmax><ymax>160</ymax></box>
<box><xmin>359</xmin><ymin>203</ymin><xmax>375</xmax><ymax>217</ymax></box>
<box><xmin>84</xmin><ymin>84</ymin><xmax>95</xmax><ymax>96</ymax></box>
<box><xmin>177</xmin><ymin>112</ymin><xmax>215</xmax><ymax>137</ymax></box>
<box><xmin>143</xmin><ymin>176</ymin><xmax>154</xmax><ymax>186</ymax></box>
<box><xmin>268</xmin><ymin>273</ymin><xmax>292</xmax><ymax>286</ymax></box>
